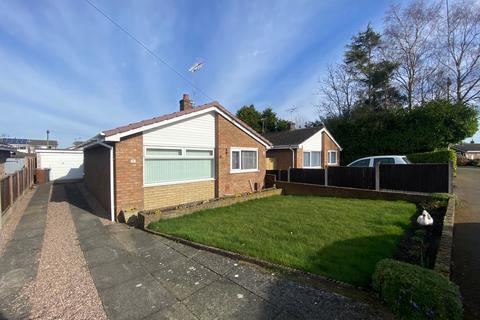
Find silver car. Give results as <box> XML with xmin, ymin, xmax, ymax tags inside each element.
<box><xmin>347</xmin><ymin>155</ymin><xmax>411</xmax><ymax>167</ymax></box>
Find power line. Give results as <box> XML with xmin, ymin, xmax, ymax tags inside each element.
<box><xmin>83</xmin><ymin>0</ymin><xmax>214</xmax><ymax>101</ymax></box>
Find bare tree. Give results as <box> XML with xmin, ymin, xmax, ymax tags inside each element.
<box><xmin>442</xmin><ymin>0</ymin><xmax>480</xmax><ymax>104</ymax></box>
<box><xmin>383</xmin><ymin>0</ymin><xmax>441</xmax><ymax>109</ymax></box>
<box><xmin>316</xmin><ymin>64</ymin><xmax>356</xmax><ymax>117</ymax></box>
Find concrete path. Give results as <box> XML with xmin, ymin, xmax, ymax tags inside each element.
<box><xmin>453</xmin><ymin>167</ymin><xmax>480</xmax><ymax>319</ymax></box>
<box><xmin>1</xmin><ymin>182</ymin><xmax>387</xmax><ymax>319</ymax></box>
<box><xmin>0</xmin><ymin>184</ymin><xmax>50</xmax><ymax>319</ymax></box>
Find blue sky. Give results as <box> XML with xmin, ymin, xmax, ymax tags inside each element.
<box><xmin>0</xmin><ymin>0</ymin><xmax>478</xmax><ymax>147</ymax></box>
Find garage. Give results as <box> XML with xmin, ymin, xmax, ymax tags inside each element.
<box><xmin>36</xmin><ymin>150</ymin><xmax>84</xmax><ymax>181</ymax></box>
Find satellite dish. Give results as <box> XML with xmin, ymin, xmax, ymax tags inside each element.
<box><xmin>188</xmin><ymin>61</ymin><xmax>204</xmax><ymax>73</ymax></box>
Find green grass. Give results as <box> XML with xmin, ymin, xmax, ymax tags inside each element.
<box><xmin>149</xmin><ymin>195</ymin><xmax>417</xmax><ymax>286</ymax></box>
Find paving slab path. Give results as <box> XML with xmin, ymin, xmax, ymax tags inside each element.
<box><xmin>1</xmin><ymin>182</ymin><xmax>389</xmax><ymax>319</ymax></box>
<box><xmin>0</xmin><ymin>184</ymin><xmax>50</xmax><ymax>319</ymax></box>
<box><xmin>452</xmin><ymin>167</ymin><xmax>480</xmax><ymax>319</ymax></box>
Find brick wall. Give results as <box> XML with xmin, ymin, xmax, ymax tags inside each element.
<box><xmin>144</xmin><ymin>180</ymin><xmax>215</xmax><ymax>210</ymax></box>
<box><xmin>84</xmin><ymin>145</ymin><xmax>111</xmax><ymax>212</ymax></box>
<box><xmin>216</xmin><ymin>114</ymin><xmax>267</xmax><ymax>196</ymax></box>
<box><xmin>322</xmin><ymin>132</ymin><xmax>340</xmax><ymax>167</ymax></box>
<box><xmin>266</xmin><ymin>148</ymin><xmax>303</xmax><ymax>169</ymax></box>
<box><xmin>114</xmin><ymin>133</ymin><xmax>144</xmax><ymax>215</ymax></box>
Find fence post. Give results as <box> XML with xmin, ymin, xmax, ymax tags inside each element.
<box><xmin>324</xmin><ymin>167</ymin><xmax>328</xmax><ymax>186</ymax></box>
<box><xmin>448</xmin><ymin>160</ymin><xmax>453</xmax><ymax>194</ymax></box>
<box><xmin>287</xmin><ymin>167</ymin><xmax>291</xmax><ymax>182</ymax></box>
<box><xmin>9</xmin><ymin>175</ymin><xmax>13</xmax><ymax>205</ymax></box>
<box><xmin>375</xmin><ymin>162</ymin><xmax>380</xmax><ymax>191</ymax></box>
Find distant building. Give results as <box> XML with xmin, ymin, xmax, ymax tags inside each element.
<box><xmin>452</xmin><ymin>143</ymin><xmax>480</xmax><ymax>160</ymax></box>
<box><xmin>0</xmin><ymin>142</ymin><xmax>14</xmax><ymax>176</ymax></box>
<box><xmin>0</xmin><ymin>138</ymin><xmax>58</xmax><ymax>153</ymax></box>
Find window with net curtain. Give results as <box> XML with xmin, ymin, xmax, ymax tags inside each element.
<box><xmin>231</xmin><ymin>149</ymin><xmax>258</xmax><ymax>172</ymax></box>
<box><xmin>144</xmin><ymin>147</ymin><xmax>214</xmax><ymax>185</ymax></box>
<box><xmin>303</xmin><ymin>151</ymin><xmax>321</xmax><ymax>167</ymax></box>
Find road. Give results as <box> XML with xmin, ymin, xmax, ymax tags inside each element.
<box><xmin>453</xmin><ymin>167</ymin><xmax>480</xmax><ymax>319</ymax></box>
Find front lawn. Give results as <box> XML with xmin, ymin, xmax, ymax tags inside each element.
<box><xmin>149</xmin><ymin>195</ymin><xmax>417</xmax><ymax>286</ymax></box>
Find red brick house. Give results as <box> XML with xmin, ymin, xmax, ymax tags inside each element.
<box><xmin>264</xmin><ymin>126</ymin><xmax>342</xmax><ymax>170</ymax></box>
<box><xmin>83</xmin><ymin>95</ymin><xmax>271</xmax><ymax>221</ymax></box>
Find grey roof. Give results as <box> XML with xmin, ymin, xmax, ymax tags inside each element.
<box><xmin>0</xmin><ymin>142</ymin><xmax>14</xmax><ymax>152</ymax></box>
<box><xmin>263</xmin><ymin>126</ymin><xmax>324</xmax><ymax>146</ymax></box>
<box><xmin>0</xmin><ymin>138</ymin><xmax>58</xmax><ymax>148</ymax></box>
<box><xmin>452</xmin><ymin>144</ymin><xmax>480</xmax><ymax>152</ymax></box>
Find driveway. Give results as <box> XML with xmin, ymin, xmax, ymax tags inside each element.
<box><xmin>453</xmin><ymin>167</ymin><xmax>480</xmax><ymax>319</ymax></box>
<box><xmin>1</xmin><ymin>183</ymin><xmax>388</xmax><ymax>319</ymax></box>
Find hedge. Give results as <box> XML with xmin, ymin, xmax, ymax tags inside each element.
<box><xmin>373</xmin><ymin>259</ymin><xmax>462</xmax><ymax>320</ymax></box>
<box><xmin>407</xmin><ymin>149</ymin><xmax>457</xmax><ymax>174</ymax></box>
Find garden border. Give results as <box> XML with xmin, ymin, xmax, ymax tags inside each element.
<box><xmin>434</xmin><ymin>196</ymin><xmax>455</xmax><ymax>278</ymax></box>
<box><xmin>138</xmin><ymin>188</ymin><xmax>282</xmax><ymax>228</ymax></box>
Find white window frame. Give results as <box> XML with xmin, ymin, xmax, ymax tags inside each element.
<box><xmin>303</xmin><ymin>150</ymin><xmax>322</xmax><ymax>168</ymax></box>
<box><xmin>143</xmin><ymin>145</ymin><xmax>215</xmax><ymax>187</ymax></box>
<box><xmin>327</xmin><ymin>150</ymin><xmax>338</xmax><ymax>165</ymax></box>
<box><xmin>230</xmin><ymin>147</ymin><xmax>259</xmax><ymax>174</ymax></box>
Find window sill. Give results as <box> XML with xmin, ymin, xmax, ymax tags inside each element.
<box><xmin>230</xmin><ymin>169</ymin><xmax>260</xmax><ymax>174</ymax></box>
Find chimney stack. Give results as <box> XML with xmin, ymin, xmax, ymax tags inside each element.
<box><xmin>179</xmin><ymin>93</ymin><xmax>193</xmax><ymax>111</ymax></box>
<box><xmin>287</xmin><ymin>121</ymin><xmax>296</xmax><ymax>131</ymax></box>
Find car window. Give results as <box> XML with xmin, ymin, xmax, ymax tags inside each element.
<box><xmin>373</xmin><ymin>158</ymin><xmax>395</xmax><ymax>166</ymax></box>
<box><xmin>350</xmin><ymin>159</ymin><xmax>370</xmax><ymax>167</ymax></box>
<box><xmin>402</xmin><ymin>157</ymin><xmax>411</xmax><ymax>164</ymax></box>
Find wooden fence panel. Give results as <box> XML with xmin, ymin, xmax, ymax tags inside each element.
<box><xmin>379</xmin><ymin>163</ymin><xmax>449</xmax><ymax>193</ymax></box>
<box><xmin>290</xmin><ymin>168</ymin><xmax>325</xmax><ymax>185</ymax></box>
<box><xmin>1</xmin><ymin>177</ymin><xmax>11</xmax><ymax>213</ymax></box>
<box><xmin>327</xmin><ymin>167</ymin><xmax>376</xmax><ymax>189</ymax></box>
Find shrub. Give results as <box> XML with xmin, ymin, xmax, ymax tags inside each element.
<box><xmin>407</xmin><ymin>149</ymin><xmax>457</xmax><ymax>174</ymax></box>
<box><xmin>372</xmin><ymin>259</ymin><xmax>462</xmax><ymax>320</ymax></box>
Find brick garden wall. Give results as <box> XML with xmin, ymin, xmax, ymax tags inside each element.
<box><xmin>216</xmin><ymin>114</ymin><xmax>267</xmax><ymax>196</ymax></box>
<box><xmin>114</xmin><ymin>133</ymin><xmax>144</xmax><ymax>215</ymax></box>
<box><xmin>84</xmin><ymin>145</ymin><xmax>111</xmax><ymax>212</ymax></box>
<box><xmin>144</xmin><ymin>180</ymin><xmax>215</xmax><ymax>210</ymax></box>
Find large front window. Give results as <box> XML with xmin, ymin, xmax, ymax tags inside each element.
<box><xmin>303</xmin><ymin>151</ymin><xmax>321</xmax><ymax>167</ymax></box>
<box><xmin>144</xmin><ymin>147</ymin><xmax>214</xmax><ymax>185</ymax></box>
<box><xmin>231</xmin><ymin>148</ymin><xmax>258</xmax><ymax>173</ymax></box>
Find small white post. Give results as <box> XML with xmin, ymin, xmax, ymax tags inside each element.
<box><xmin>375</xmin><ymin>162</ymin><xmax>380</xmax><ymax>191</ymax></box>
<box><xmin>448</xmin><ymin>160</ymin><xmax>453</xmax><ymax>193</ymax></box>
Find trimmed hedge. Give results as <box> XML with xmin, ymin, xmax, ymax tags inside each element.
<box><xmin>407</xmin><ymin>149</ymin><xmax>457</xmax><ymax>174</ymax></box>
<box><xmin>373</xmin><ymin>259</ymin><xmax>462</xmax><ymax>320</ymax></box>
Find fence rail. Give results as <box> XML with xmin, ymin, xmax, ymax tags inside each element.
<box><xmin>1</xmin><ymin>157</ymin><xmax>35</xmax><ymax>215</ymax></box>
<box><xmin>267</xmin><ymin>162</ymin><xmax>452</xmax><ymax>194</ymax></box>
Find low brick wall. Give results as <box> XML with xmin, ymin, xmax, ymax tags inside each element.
<box><xmin>138</xmin><ymin>188</ymin><xmax>282</xmax><ymax>228</ymax></box>
<box><xmin>434</xmin><ymin>197</ymin><xmax>455</xmax><ymax>278</ymax></box>
<box><xmin>276</xmin><ymin>181</ymin><xmax>434</xmax><ymax>203</ymax></box>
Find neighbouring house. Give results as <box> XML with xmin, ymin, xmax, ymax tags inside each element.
<box><xmin>0</xmin><ymin>142</ymin><xmax>14</xmax><ymax>177</ymax></box>
<box><xmin>0</xmin><ymin>138</ymin><xmax>58</xmax><ymax>153</ymax></box>
<box><xmin>264</xmin><ymin>125</ymin><xmax>342</xmax><ymax>170</ymax></box>
<box><xmin>83</xmin><ymin>94</ymin><xmax>271</xmax><ymax>221</ymax></box>
<box><xmin>452</xmin><ymin>143</ymin><xmax>480</xmax><ymax>160</ymax></box>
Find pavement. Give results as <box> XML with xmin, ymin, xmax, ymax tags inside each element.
<box><xmin>1</xmin><ymin>182</ymin><xmax>387</xmax><ymax>319</ymax></box>
<box><xmin>452</xmin><ymin>167</ymin><xmax>480</xmax><ymax>319</ymax></box>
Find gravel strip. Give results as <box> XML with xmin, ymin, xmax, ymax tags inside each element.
<box><xmin>24</xmin><ymin>185</ymin><xmax>107</xmax><ymax>320</ymax></box>
<box><xmin>0</xmin><ymin>187</ymin><xmax>36</xmax><ymax>255</ymax></box>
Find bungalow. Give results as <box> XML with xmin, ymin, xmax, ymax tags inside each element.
<box><xmin>452</xmin><ymin>143</ymin><xmax>480</xmax><ymax>160</ymax></box>
<box><xmin>264</xmin><ymin>125</ymin><xmax>342</xmax><ymax>170</ymax></box>
<box><xmin>83</xmin><ymin>94</ymin><xmax>271</xmax><ymax>221</ymax></box>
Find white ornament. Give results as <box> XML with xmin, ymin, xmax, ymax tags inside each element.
<box><xmin>417</xmin><ymin>210</ymin><xmax>434</xmax><ymax>226</ymax></box>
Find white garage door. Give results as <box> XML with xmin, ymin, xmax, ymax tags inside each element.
<box><xmin>36</xmin><ymin>150</ymin><xmax>84</xmax><ymax>181</ymax></box>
